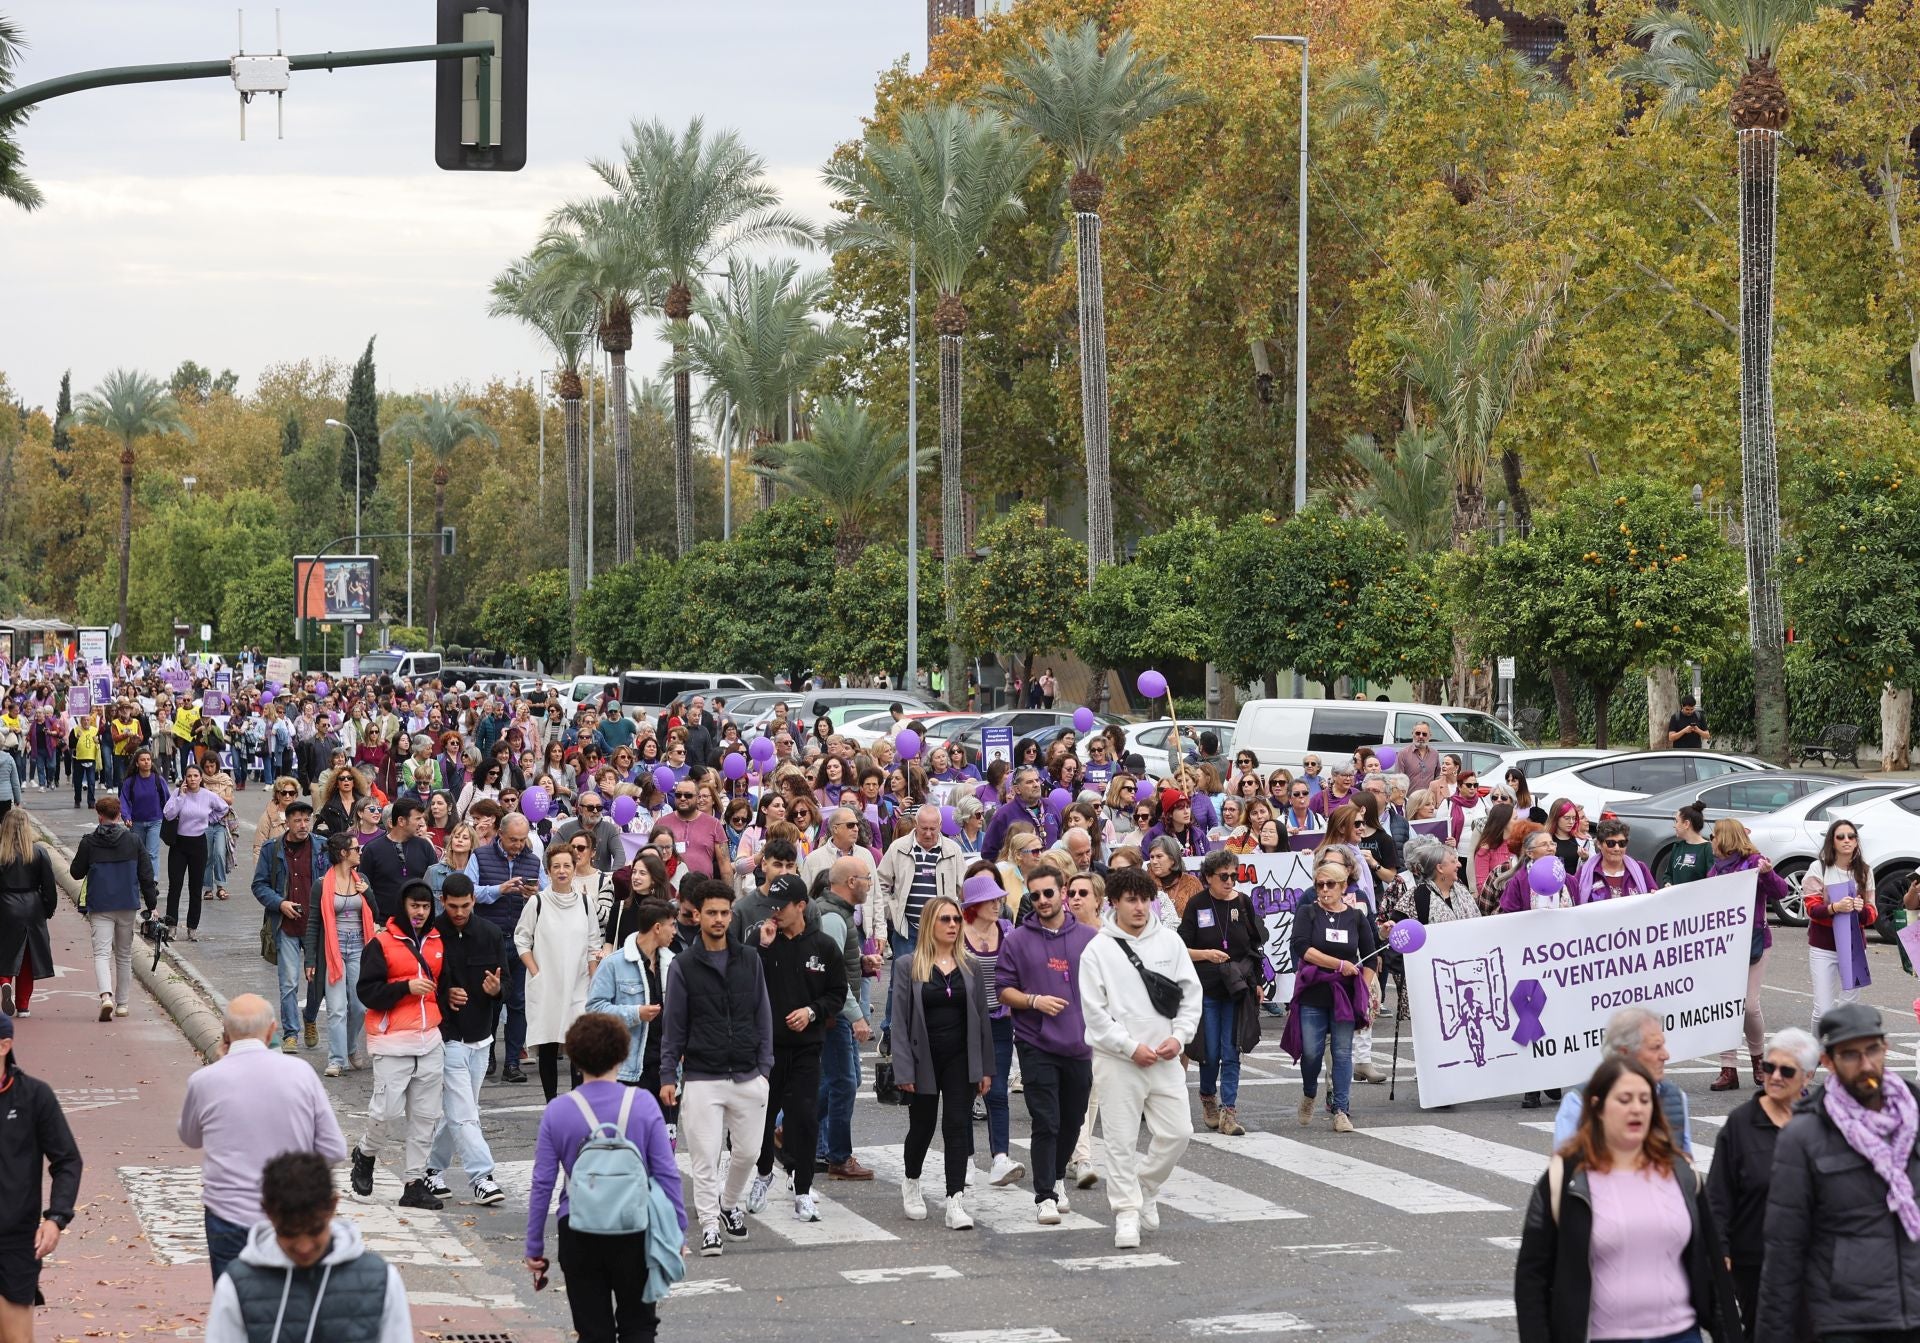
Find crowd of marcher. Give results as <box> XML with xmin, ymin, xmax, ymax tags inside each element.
<box><xmin>0</xmin><ymin>655</ymin><xmax>1918</xmax><ymax>1342</ymax></box>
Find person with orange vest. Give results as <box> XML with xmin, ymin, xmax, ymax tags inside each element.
<box><xmin>350</xmin><ymin>881</ymin><xmax>447</xmax><ymax>1210</ymax></box>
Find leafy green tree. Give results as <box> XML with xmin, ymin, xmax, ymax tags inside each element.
<box><xmin>65</xmin><ymin>369</ymin><xmax>192</xmax><ymax>643</ymax></box>
<box><xmin>954</xmin><ymin>504</ymin><xmax>1088</xmax><ymax>692</ymax></box>
<box><xmin>1071</xmin><ymin>514</ymin><xmax>1217</xmax><ymax>682</ymax></box>
<box><xmin>477</xmin><ymin>570</ymin><xmax>573</xmax><ymax>671</ymax></box>
<box><xmin>592</xmin><ymin>117</ymin><xmax>813</xmax><ymax>555</ymax></box>
<box><xmin>0</xmin><ymin>16</ymin><xmax>41</xmax><ymax>212</ymax></box>
<box><xmin>824</xmin><ymin>102</ymin><xmax>1040</xmax><ymax>704</ymax></box>
<box><xmin>283</xmin><ymin>437</ymin><xmax>342</xmax><ymax>552</ymax></box>
<box><xmin>676</xmin><ymin>500</ymin><xmax>838</xmax><ymax>680</ymax></box>
<box><xmin>1205</xmin><ymin>512</ymin><xmax>1293</xmax><ymax>696</ymax></box>
<box><xmin>381</xmin><ymin>398</ymin><xmax>498</xmax><ymax>642</ymax></box>
<box><xmin>811</xmin><ymin>543</ymin><xmax>948</xmax><ymax>682</ymax></box>
<box><xmin>751</xmin><ymin>397</ymin><xmax>928</xmax><ymax>566</ymax></box>
<box><xmin>219</xmin><ymin>556</ymin><xmax>295</xmax><ymax>653</ymax></box>
<box><xmin>984</xmin><ymin>19</ymin><xmax>1196</xmax><ymax>579</ymax></box>
<box><xmin>1465</xmin><ymin>481</ymin><xmax>1743</xmax><ymax>746</ymax></box>
<box><xmin>341</xmin><ymin>338</ymin><xmax>381</xmax><ymax>503</ymax></box>
<box><xmin>578</xmin><ymin>554</ymin><xmax>681</xmax><ymax>670</ymax></box>
<box><xmin>279</xmin><ymin>411</ymin><xmax>301</xmax><ymax>457</ymax></box>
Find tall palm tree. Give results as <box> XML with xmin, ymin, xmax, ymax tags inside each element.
<box><xmin>1389</xmin><ymin>262</ymin><xmax>1561</xmax><ymax>543</ymax></box>
<box><xmin>532</xmin><ymin>198</ymin><xmax>659</xmax><ymax>565</ymax></box>
<box><xmin>490</xmin><ymin>255</ymin><xmax>593</xmax><ymax>664</ymax></box>
<box><xmin>66</xmin><ymin>370</ymin><xmax>191</xmax><ymax>643</ymax></box>
<box><xmin>823</xmin><ymin>103</ymin><xmax>1040</xmax><ymax>702</ymax></box>
<box><xmin>0</xmin><ymin>16</ymin><xmax>43</xmax><ymax>212</ymax></box>
<box><xmin>590</xmin><ymin>117</ymin><xmax>814</xmax><ymax>556</ymax></box>
<box><xmin>1616</xmin><ymin>0</ymin><xmax>1828</xmax><ymax>762</ymax></box>
<box><xmin>1343</xmin><ymin>426</ymin><xmax>1453</xmax><ymax>557</ymax></box>
<box><xmin>752</xmin><ymin>397</ymin><xmax>933</xmax><ymax>567</ymax></box>
<box><xmin>673</xmin><ymin>257</ymin><xmax>853</xmax><ymax>514</ymax></box>
<box><xmin>984</xmin><ymin>20</ymin><xmax>1195</xmax><ymax>579</ymax></box>
<box><xmin>381</xmin><ymin>398</ymin><xmax>498</xmax><ymax>641</ymax></box>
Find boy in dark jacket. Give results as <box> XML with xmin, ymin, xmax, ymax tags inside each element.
<box><xmin>69</xmin><ymin>796</ymin><xmax>157</xmax><ymax>1021</ymax></box>
<box><xmin>746</xmin><ymin>875</ymin><xmax>846</xmax><ymax>1223</ymax></box>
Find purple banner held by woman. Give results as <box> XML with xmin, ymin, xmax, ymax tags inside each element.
<box><xmin>1828</xmin><ymin>879</ymin><xmax>1872</xmax><ymax>992</ymax></box>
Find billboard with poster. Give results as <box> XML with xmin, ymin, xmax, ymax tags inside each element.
<box><xmin>295</xmin><ymin>556</ymin><xmax>379</xmax><ymax>623</ymax></box>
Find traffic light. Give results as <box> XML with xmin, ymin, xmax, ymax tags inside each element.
<box><xmin>441</xmin><ymin>526</ymin><xmax>457</xmax><ymax>557</ymax></box>
<box><xmin>434</xmin><ymin>1</ymin><xmax>527</xmax><ymax>171</ymax></box>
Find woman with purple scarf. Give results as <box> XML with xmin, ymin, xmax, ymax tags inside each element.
<box><xmin>1283</xmin><ymin>858</ymin><xmax>1377</xmax><ymax>1134</ymax></box>
<box><xmin>1802</xmin><ymin>817</ymin><xmax>1876</xmax><ymax>1038</ymax></box>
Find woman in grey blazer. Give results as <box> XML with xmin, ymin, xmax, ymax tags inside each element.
<box><xmin>889</xmin><ymin>893</ymin><xmax>994</xmax><ymax>1230</ymax></box>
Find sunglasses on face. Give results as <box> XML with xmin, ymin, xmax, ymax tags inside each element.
<box><xmin>1134</xmin><ymin>811</ymin><xmax>1152</xmax><ymax>821</ymax></box>
<box><xmin>1314</xmin><ymin>878</ymin><xmax>1344</xmax><ymax>890</ymax></box>
<box><xmin>1758</xmin><ymin>1060</ymin><xmax>1800</xmax><ymax>1080</ymax></box>
<box><xmin>673</xmin><ymin>792</ymin><xmax>695</xmax><ymax>801</ymax></box>
<box><xmin>1602</xmin><ymin>839</ymin><xmax>1627</xmax><ymax>849</ymax></box>
<box><xmin>1836</xmin><ymin>832</ymin><xmax>1859</xmax><ymax>842</ymax></box>
<box><xmin>934</xmin><ymin>914</ymin><xmax>962</xmax><ymax>926</ymax></box>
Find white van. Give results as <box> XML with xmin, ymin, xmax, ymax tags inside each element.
<box><xmin>351</xmin><ymin>649</ymin><xmax>443</xmax><ymax>683</ymax></box>
<box><xmin>616</xmin><ymin>670</ymin><xmax>777</xmax><ymax>717</ymax></box>
<box><xmin>1232</xmin><ymin>698</ymin><xmax>1525</xmax><ymax>771</ymax></box>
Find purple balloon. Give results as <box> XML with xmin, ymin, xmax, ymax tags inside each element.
<box><xmin>652</xmin><ymin>765</ymin><xmax>677</xmax><ymax>794</ymax></box>
<box><xmin>313</xmin><ymin>679</ymin><xmax>331</xmax><ymax>698</ymax></box>
<box><xmin>1389</xmin><ymin>919</ymin><xmax>1427</xmax><ymax>955</ymax></box>
<box><xmin>1072</xmin><ymin>706</ymin><xmax>1095</xmax><ymax>732</ymax></box>
<box><xmin>940</xmin><ymin>805</ymin><xmax>958</xmax><ymax>837</ymax></box>
<box><xmin>1375</xmin><ymin>745</ymin><xmax>1398</xmax><ymax>770</ymax></box>
<box><xmin>749</xmin><ymin>735</ymin><xmax>776</xmax><ymax>762</ymax></box>
<box><xmin>896</xmin><ymin>729</ymin><xmax>922</xmax><ymax>760</ymax></box>
<box><xmin>1528</xmin><ymin>855</ymin><xmax>1568</xmax><ymax>895</ymax></box>
<box><xmin>610</xmin><ymin>795</ymin><xmax>638</xmax><ymax>828</ymax></box>
<box><xmin>520</xmin><ymin>786</ymin><xmax>551</xmax><ymax>823</ymax></box>
<box><xmin>1137</xmin><ymin>669</ymin><xmax>1168</xmax><ymax>701</ymax></box>
<box><xmin>1135</xmin><ymin>777</ymin><xmax>1156</xmax><ymax>804</ymax></box>
<box><xmin>723</xmin><ymin>753</ymin><xmax>748</xmax><ymax>780</ymax></box>
<box><xmin>1048</xmin><ymin>787</ymin><xmax>1072</xmax><ymax>814</ymax></box>
<box><xmin>258</xmin><ymin>689</ymin><xmax>276</xmax><ymax>705</ymax></box>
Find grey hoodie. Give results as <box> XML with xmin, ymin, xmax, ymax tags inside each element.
<box><xmin>204</xmin><ymin>1217</ymin><xmax>412</xmax><ymax>1343</ymax></box>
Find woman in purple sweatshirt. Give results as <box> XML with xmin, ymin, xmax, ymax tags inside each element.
<box><xmin>527</xmin><ymin>1011</ymin><xmax>684</xmax><ymax>1341</ymax></box>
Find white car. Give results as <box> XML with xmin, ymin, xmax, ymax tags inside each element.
<box><xmin>1123</xmin><ymin>719</ymin><xmax>1237</xmax><ymax>781</ymax></box>
<box><xmin>1497</xmin><ymin>748</ymin><xmax>1621</xmax><ymax>786</ymax></box>
<box><xmin>1744</xmin><ymin>781</ymin><xmax>1912</xmax><ymax>927</ymax></box>
<box><xmin>1524</xmin><ymin>749</ymin><xmax>1775</xmax><ymax>817</ymax></box>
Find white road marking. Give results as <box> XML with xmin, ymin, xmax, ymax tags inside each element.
<box><xmin>1183</xmin><ymin>1313</ymin><xmax>1316</xmax><ymax>1335</ymax></box>
<box><xmin>1052</xmin><ymin>1252</ymin><xmax>1178</xmax><ymax>1271</ymax></box>
<box><xmin>1486</xmin><ymin>1235</ymin><xmax>1525</xmax><ymax>1250</ymax></box>
<box><xmin>1188</xmin><ymin>1132</ymin><xmax>1508</xmax><ymax>1214</ymax></box>
<box><xmin>843</xmin><ymin>1264</ymin><xmax>963</xmax><ymax>1284</ymax></box>
<box><xmin>1408</xmin><ymin>1300</ymin><xmax>1517</xmax><ymax>1322</ymax></box>
<box><xmin>1361</xmin><ymin>1124</ymin><xmax>1550</xmax><ymax>1184</ymax></box>
<box><xmin>668</xmin><ymin>1278</ymin><xmax>743</xmax><ymax>1297</ymax></box>
<box><xmin>856</xmin><ymin>1145</ymin><xmax>1104</xmax><ymax>1234</ymax></box>
<box><xmin>662</xmin><ymin>1151</ymin><xmax>898</xmax><ymax>1246</ymax></box>
<box><xmin>409</xmin><ymin>1291</ymin><xmax>522</xmax><ymax>1308</ymax></box>
<box><xmin>1021</xmin><ymin>1137</ymin><xmax>1307</xmax><ymax>1223</ymax></box>
<box><xmin>1694</xmin><ymin>1114</ymin><xmax>1727</xmax><ymax>1127</ymax></box>
<box><xmin>1275</xmin><ymin>1241</ymin><xmax>1396</xmax><ymax>1256</ymax></box>
<box><xmin>933</xmin><ymin>1331</ymin><xmax>1070</xmax><ymax>1343</ymax></box>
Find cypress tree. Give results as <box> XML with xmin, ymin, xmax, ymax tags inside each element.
<box><xmin>50</xmin><ymin>370</ymin><xmax>70</xmax><ymax>478</ymax></box>
<box><xmin>340</xmin><ymin>336</ymin><xmax>381</xmax><ymax>502</ymax></box>
<box><xmin>280</xmin><ymin>412</ymin><xmax>302</xmax><ymax>457</ymax></box>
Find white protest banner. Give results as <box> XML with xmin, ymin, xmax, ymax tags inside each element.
<box><xmin>265</xmin><ymin>656</ymin><xmax>297</xmax><ymax>685</ymax></box>
<box><xmin>1191</xmin><ymin>851</ymin><xmax>1318</xmax><ymax>1006</ymax></box>
<box><xmin>77</xmin><ymin>628</ymin><xmax>109</xmax><ymax>667</ymax></box>
<box><xmin>1404</xmin><ymin>868</ymin><xmax>1757</xmax><ymax>1107</ymax></box>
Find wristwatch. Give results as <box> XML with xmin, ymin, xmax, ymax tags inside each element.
<box><xmin>43</xmin><ymin>1212</ymin><xmax>70</xmax><ymax>1231</ymax></box>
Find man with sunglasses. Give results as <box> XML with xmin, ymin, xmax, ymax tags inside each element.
<box><xmin>1399</xmin><ymin>726</ymin><xmax>1440</xmax><ymax>796</ymax></box>
<box><xmin>551</xmin><ymin>792</ymin><xmax>621</xmax><ymax>872</ymax></box>
<box><xmin>1759</xmin><ymin>1003</ymin><xmax>1920</xmax><ymax>1343</ymax></box>
<box><xmin>660</xmin><ymin>780</ymin><xmax>732</xmax><ymax>884</ymax></box>
<box><xmin>1572</xmin><ymin>819</ymin><xmax>1656</xmax><ymax>904</ymax></box>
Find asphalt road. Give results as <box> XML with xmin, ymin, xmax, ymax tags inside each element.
<box><xmin>33</xmin><ymin>780</ymin><xmax>1920</xmax><ymax>1343</ymax></box>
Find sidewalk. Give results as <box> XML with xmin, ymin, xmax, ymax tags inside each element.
<box><xmin>22</xmin><ymin>816</ymin><xmax>569</xmax><ymax>1342</ymax></box>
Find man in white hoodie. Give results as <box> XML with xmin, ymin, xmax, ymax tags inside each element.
<box><xmin>1078</xmin><ymin>864</ymin><xmax>1203</xmax><ymax>1249</ymax></box>
<box><xmin>206</xmin><ymin>1150</ymin><xmax>413</xmax><ymax>1343</ymax></box>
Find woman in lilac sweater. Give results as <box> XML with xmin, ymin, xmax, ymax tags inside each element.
<box><xmin>160</xmin><ymin>763</ymin><xmax>228</xmax><ymax>939</ymax></box>
<box><xmin>526</xmin><ymin>1012</ymin><xmax>684</xmax><ymax>1341</ymax></box>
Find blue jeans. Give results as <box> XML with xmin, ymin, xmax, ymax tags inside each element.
<box><xmin>32</xmin><ymin>749</ymin><xmax>57</xmax><ymax>788</ymax></box>
<box><xmin>205</xmin><ymin>1208</ymin><xmax>250</xmax><ymax>1282</ymax></box>
<box><xmin>986</xmin><ymin>1013</ymin><xmax>1014</xmax><ymax>1156</ymax></box>
<box><xmin>815</xmin><ymin>1017</ymin><xmax>858</xmax><ymax>1164</ymax></box>
<box><xmin>1296</xmin><ymin>1001</ymin><xmax>1355</xmax><ymax>1117</ymax></box>
<box><xmin>497</xmin><ymin>955</ymin><xmax>527</xmax><ymax>1070</ymax></box>
<box><xmin>1200</xmin><ymin>995</ymin><xmax>1242</xmax><ymax>1107</ymax></box>
<box><xmin>274</xmin><ymin>929</ymin><xmax>306</xmax><ymax>1039</ymax></box>
<box><xmin>429</xmin><ymin>1038</ymin><xmax>495</xmax><ymax>1182</ymax></box>
<box><xmin>131</xmin><ymin>820</ymin><xmax>161</xmax><ymax>875</ymax></box>
<box><xmin>325</xmin><ymin>945</ymin><xmax>366</xmax><ymax>1066</ymax></box>
<box><xmin>205</xmin><ymin>824</ymin><xmax>230</xmax><ymax>890</ymax></box>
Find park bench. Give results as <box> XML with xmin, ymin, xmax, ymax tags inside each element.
<box><xmin>1794</xmin><ymin>723</ymin><xmax>1863</xmax><ymax>768</ymax></box>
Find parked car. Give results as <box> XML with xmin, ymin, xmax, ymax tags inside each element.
<box><xmin>1496</xmin><ymin>748</ymin><xmax>1621</xmax><ymax>786</ymax></box>
<box><xmin>747</xmin><ymin>687</ymin><xmax>950</xmax><ymax>740</ymax></box>
<box><xmin>1745</xmin><ymin>784</ymin><xmax>1920</xmax><ymax>939</ymax></box>
<box><xmin>1521</xmin><ymin>749</ymin><xmax>1775</xmax><ymax>818</ymax></box>
<box><xmin>1600</xmin><ymin>770</ymin><xmax>1852</xmax><ymax>885</ymax></box>
<box><xmin>1123</xmin><ymin>720</ymin><xmax>1237</xmax><ymax>780</ymax></box>
<box><xmin>1232</xmin><ymin>698</ymin><xmax>1524</xmax><ymax>774</ymax></box>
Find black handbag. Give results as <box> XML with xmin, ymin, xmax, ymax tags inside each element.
<box><xmin>1117</xmin><ymin>940</ymin><xmax>1186</xmax><ymax>1020</ymax></box>
<box><xmin>873</xmin><ymin>1052</ymin><xmax>906</xmax><ymax>1106</ymax></box>
<box><xmin>160</xmin><ymin>816</ymin><xmax>180</xmax><ymax>846</ymax></box>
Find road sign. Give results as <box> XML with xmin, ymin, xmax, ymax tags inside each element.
<box><xmin>1497</xmin><ymin>657</ymin><xmax>1516</xmax><ymax>680</ymax></box>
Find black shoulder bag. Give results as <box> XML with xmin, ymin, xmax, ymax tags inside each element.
<box><xmin>1116</xmin><ymin>939</ymin><xmax>1186</xmax><ymax>1019</ymax></box>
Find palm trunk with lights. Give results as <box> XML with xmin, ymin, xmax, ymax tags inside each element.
<box><xmin>117</xmin><ymin>443</ymin><xmax>133</xmax><ymax>641</ymax></box>
<box><xmin>666</xmin><ymin>281</ymin><xmax>695</xmax><ymax>556</ymax></box>
<box><xmin>604</xmin><ymin>295</ymin><xmax>635</xmax><ymax>565</ymax></box>
<box><xmin>936</xmin><ymin>291</ymin><xmax>968</xmax><ymax>707</ymax></box>
<box><xmin>429</xmin><ymin>465</ymin><xmax>449</xmax><ymax>642</ymax></box>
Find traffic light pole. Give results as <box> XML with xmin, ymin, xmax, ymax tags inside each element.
<box><xmin>0</xmin><ymin>40</ymin><xmax>493</xmax><ymax>119</ymax></box>
<box><xmin>295</xmin><ymin>530</ymin><xmax>449</xmax><ymax>673</ymax></box>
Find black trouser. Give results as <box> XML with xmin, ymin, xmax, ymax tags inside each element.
<box><xmin>538</xmin><ymin>1042</ymin><xmax>581</xmax><ymax>1102</ymax></box>
<box><xmin>556</xmin><ymin>1217</ymin><xmax>657</xmax><ymax>1343</ymax></box>
<box><xmin>637</xmin><ymin>1064</ymin><xmax>678</xmax><ymax>1135</ymax></box>
<box><xmin>905</xmin><ymin>1036</ymin><xmax>975</xmax><ymax>1197</ymax></box>
<box><xmin>759</xmin><ymin>1041</ymin><xmax>822</xmax><ymax>1194</ymax></box>
<box><xmin>164</xmin><ymin>833</ymin><xmax>208</xmax><ymax>930</ymax></box>
<box><xmin>1016</xmin><ymin>1041</ymin><xmax>1092</xmax><ymax>1203</ymax></box>
<box><xmin>1731</xmin><ymin>1262</ymin><xmax>1759</xmax><ymax>1341</ymax></box>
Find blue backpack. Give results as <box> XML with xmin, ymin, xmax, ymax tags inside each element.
<box><xmin>564</xmin><ymin>1088</ymin><xmax>652</xmax><ymax>1236</ymax></box>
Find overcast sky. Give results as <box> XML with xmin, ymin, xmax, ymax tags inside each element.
<box><xmin>0</xmin><ymin>2</ymin><xmax>926</xmax><ymax>412</ymax></box>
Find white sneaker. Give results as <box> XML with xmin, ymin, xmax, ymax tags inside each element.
<box><xmin>794</xmin><ymin>1193</ymin><xmax>819</xmax><ymax>1223</ymax></box>
<box><xmin>1036</xmin><ymin>1198</ymin><xmax>1061</xmax><ymax>1226</ymax></box>
<box><xmin>901</xmin><ymin>1178</ymin><xmax>927</xmax><ymax>1221</ymax></box>
<box><xmin>964</xmin><ymin>1161</ymin><xmax>978</xmax><ymax>1187</ymax></box>
<box><xmin>1056</xmin><ymin>1190</ymin><xmax>1071</xmax><ymax>1215</ymax></box>
<box><xmin>747</xmin><ymin>1171</ymin><xmax>774</xmax><ymax>1215</ymax></box>
<box><xmin>989</xmin><ymin>1153</ymin><xmax>1025</xmax><ymax>1186</ymax></box>
<box><xmin>1073</xmin><ymin>1162</ymin><xmax>1100</xmax><ymax>1190</ymax></box>
<box><xmin>1114</xmin><ymin>1210</ymin><xmax>1141</xmax><ymax>1249</ymax></box>
<box><xmin>944</xmin><ymin>1193</ymin><xmax>974</xmax><ymax>1230</ymax></box>
<box><xmin>1140</xmin><ymin>1199</ymin><xmax>1160</xmax><ymax>1232</ymax></box>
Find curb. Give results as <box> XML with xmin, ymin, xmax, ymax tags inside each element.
<box><xmin>31</xmin><ymin>819</ymin><xmax>227</xmax><ymax>1064</ymax></box>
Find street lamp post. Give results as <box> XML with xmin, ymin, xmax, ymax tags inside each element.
<box><xmin>324</xmin><ymin>417</ymin><xmax>363</xmax><ymax>551</ymax></box>
<box><xmin>405</xmin><ymin>449</ymin><xmax>415</xmax><ymax>631</ymax></box>
<box><xmin>1256</xmin><ymin>33</ymin><xmax>1310</xmax><ymax>698</ymax></box>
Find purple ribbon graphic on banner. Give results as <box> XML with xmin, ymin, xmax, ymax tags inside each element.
<box><xmin>1510</xmin><ymin>979</ymin><xmax>1548</xmax><ymax>1047</ymax></box>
